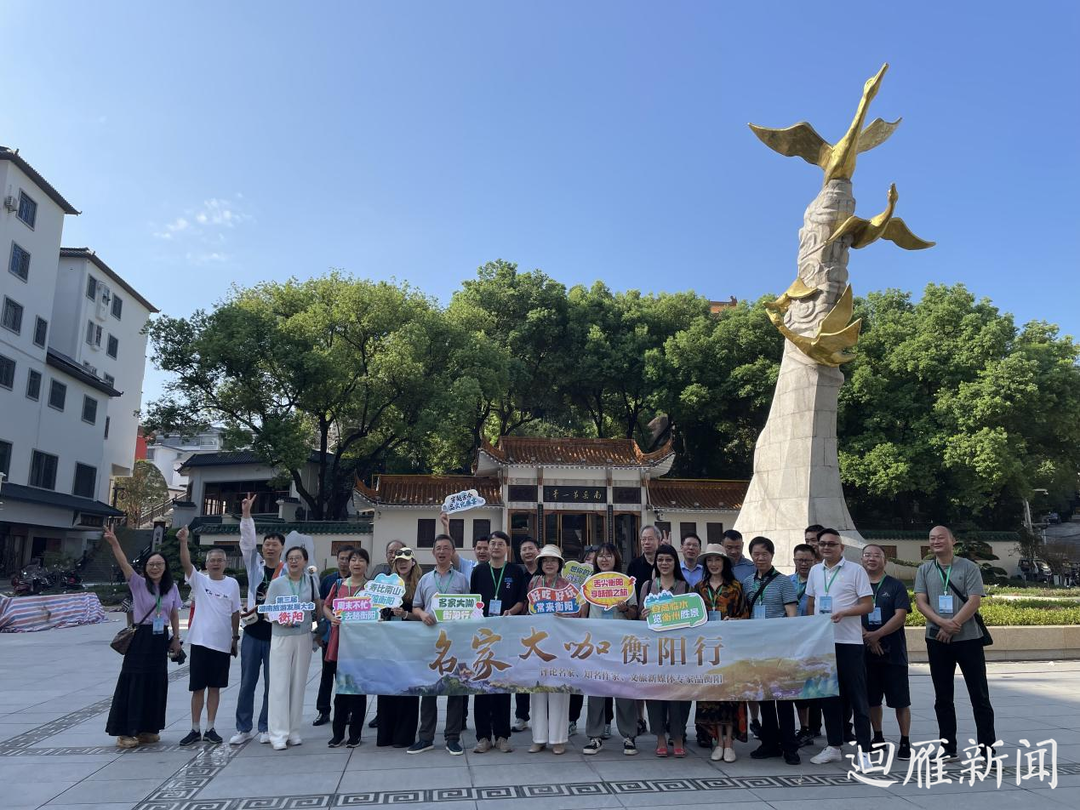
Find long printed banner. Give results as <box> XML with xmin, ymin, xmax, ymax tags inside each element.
<box><xmin>336</xmin><ymin>615</ymin><xmax>839</xmax><ymax>701</ymax></box>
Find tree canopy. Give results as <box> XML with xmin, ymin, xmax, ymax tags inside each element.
<box><xmin>145</xmin><ymin>266</ymin><xmax>1080</xmax><ymax>529</ymax></box>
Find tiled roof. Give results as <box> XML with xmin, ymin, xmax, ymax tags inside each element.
<box><xmin>196</xmin><ymin>521</ymin><xmax>372</xmax><ymax>536</ymax></box>
<box><xmin>45</xmin><ymin>349</ymin><xmax>122</xmax><ymax>397</ymax></box>
<box><xmin>0</xmin><ymin>146</ymin><xmax>79</xmax><ymax>214</ymax></box>
<box><xmin>647</xmin><ymin>479</ymin><xmax>748</xmax><ymax>511</ymax></box>
<box><xmin>354</xmin><ymin>475</ymin><xmax>503</xmax><ymax>508</ymax></box>
<box><xmin>179</xmin><ymin>450</ymin><xmax>329</xmax><ymax>470</ymax></box>
<box><xmin>479</xmin><ymin>436</ymin><xmax>674</xmax><ymax>468</ymax></box>
<box><xmin>0</xmin><ymin>482</ymin><xmax>125</xmax><ymax>517</ymax></box>
<box><xmin>60</xmin><ymin>248</ymin><xmax>159</xmax><ymax>313</ymax></box>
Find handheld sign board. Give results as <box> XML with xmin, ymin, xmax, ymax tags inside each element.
<box><xmin>431</xmin><ymin>593</ymin><xmax>484</xmax><ymax>621</ymax></box>
<box><xmin>442</xmin><ymin>489</ymin><xmax>486</xmax><ymax>514</ymax></box>
<box><xmin>642</xmin><ymin>591</ymin><xmax>708</xmax><ymax>631</ymax></box>
<box><xmin>561</xmin><ymin>560</ymin><xmax>594</xmax><ymax>591</ymax></box>
<box><xmin>333</xmin><ymin>595</ymin><xmax>379</xmax><ymax>623</ymax></box>
<box><xmin>257</xmin><ymin>594</ymin><xmax>316</xmax><ymax>625</ymax></box>
<box><xmin>528</xmin><ymin>584</ymin><xmax>581</xmax><ymax>615</ymax></box>
<box><xmin>363</xmin><ymin>574</ymin><xmax>407</xmax><ymax>610</ymax></box>
<box><xmin>581</xmin><ymin>572</ymin><xmax>636</xmax><ymax>609</ymax></box>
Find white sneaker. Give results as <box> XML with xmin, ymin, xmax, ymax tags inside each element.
<box><xmin>259</xmin><ymin>732</ymin><xmax>271</xmax><ymax>744</ymax></box>
<box><xmin>811</xmin><ymin>745</ymin><xmax>843</xmax><ymax>764</ymax></box>
<box><xmin>723</xmin><ymin>747</ymin><xmax>737</xmax><ymax>763</ymax></box>
<box><xmin>858</xmin><ymin>751</ymin><xmax>873</xmax><ymax>771</ymax></box>
<box><xmin>512</xmin><ymin>718</ymin><xmax>528</xmax><ymax>732</ymax></box>
<box><xmin>272</xmin><ymin>740</ymin><xmax>287</xmax><ymax>751</ymax></box>
<box><xmin>287</xmin><ymin>735</ymin><xmax>303</xmax><ymax>746</ymax></box>
<box><xmin>229</xmin><ymin>731</ymin><xmax>253</xmax><ymax>745</ymax></box>
<box><xmin>710</xmin><ymin>745</ymin><xmax>724</xmax><ymax>761</ymax></box>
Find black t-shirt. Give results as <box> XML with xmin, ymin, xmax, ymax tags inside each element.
<box><xmin>627</xmin><ymin>555</ymin><xmax>655</xmax><ymax>600</ymax></box>
<box><xmin>470</xmin><ymin>562</ymin><xmax>527</xmax><ymax>617</ymax></box>
<box><xmin>244</xmin><ymin>564</ymin><xmax>279</xmax><ymax>642</ymax></box>
<box><xmin>862</xmin><ymin>574</ymin><xmax>911</xmax><ymax>665</ymax></box>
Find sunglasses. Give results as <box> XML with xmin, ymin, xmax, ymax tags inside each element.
<box><xmin>394</xmin><ymin>548</ymin><xmax>414</xmax><ymax>559</ymax></box>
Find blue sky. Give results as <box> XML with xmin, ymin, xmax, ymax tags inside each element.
<box><xmin>3</xmin><ymin>2</ymin><xmax>1077</xmax><ymax>404</ymax></box>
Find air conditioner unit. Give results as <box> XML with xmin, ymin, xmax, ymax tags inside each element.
<box><xmin>3</xmin><ymin>196</ymin><xmax>16</xmax><ymax>212</ymax></box>
<box><xmin>82</xmin><ymin>361</ymin><xmax>98</xmax><ymax>375</ymax></box>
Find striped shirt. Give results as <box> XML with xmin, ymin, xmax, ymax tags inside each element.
<box><xmin>741</xmin><ymin>569</ymin><xmax>797</xmax><ymax>619</ymax></box>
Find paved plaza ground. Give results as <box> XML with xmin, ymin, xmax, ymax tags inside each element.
<box><xmin>1</xmin><ymin>611</ymin><xmax>1078</xmax><ymax>810</ymax></box>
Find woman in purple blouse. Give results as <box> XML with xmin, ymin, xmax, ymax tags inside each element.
<box><xmin>102</xmin><ymin>526</ymin><xmax>182</xmax><ymax>748</ymax></box>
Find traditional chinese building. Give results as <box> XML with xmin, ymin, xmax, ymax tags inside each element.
<box><xmin>353</xmin><ymin>436</ymin><xmax>749</xmax><ymax>567</ymax></box>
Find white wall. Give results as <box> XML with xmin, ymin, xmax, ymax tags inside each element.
<box><xmin>372</xmin><ymin>508</ymin><xmax>504</xmax><ymax>568</ymax></box>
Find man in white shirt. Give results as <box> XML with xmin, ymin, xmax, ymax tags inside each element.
<box><xmin>805</xmin><ymin>528</ymin><xmax>874</xmax><ymax>766</ymax></box>
<box><xmin>178</xmin><ymin>526</ymin><xmax>241</xmax><ymax>746</ymax></box>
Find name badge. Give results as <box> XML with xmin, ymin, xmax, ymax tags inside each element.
<box><xmin>938</xmin><ymin>595</ymin><xmax>954</xmax><ymax>615</ymax></box>
<box><xmin>752</xmin><ymin>603</ymin><xmax>766</xmax><ymax>620</ymax></box>
<box><xmin>152</xmin><ymin>615</ymin><xmax>165</xmax><ymax>634</ymax></box>
<box><xmin>818</xmin><ymin>596</ymin><xmax>833</xmax><ymax>614</ymax></box>
<box><xmin>488</xmin><ymin>599</ymin><xmax>502</xmax><ymax>616</ymax></box>
<box><xmin>708</xmin><ymin>610</ymin><xmax>722</xmax><ymax>622</ymax></box>
<box><xmin>868</xmin><ymin>607</ymin><xmax>882</xmax><ymax>625</ymax></box>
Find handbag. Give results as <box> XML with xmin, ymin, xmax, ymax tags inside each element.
<box><xmin>946</xmin><ymin>579</ymin><xmax>994</xmax><ymax>647</ymax></box>
<box><xmin>110</xmin><ymin>603</ymin><xmax>156</xmax><ymax>655</ymax></box>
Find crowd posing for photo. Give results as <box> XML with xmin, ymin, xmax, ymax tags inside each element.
<box><xmin>103</xmin><ymin>511</ymin><xmax>996</xmax><ymax>769</ymax></box>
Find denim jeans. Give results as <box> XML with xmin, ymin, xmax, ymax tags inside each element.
<box><xmin>235</xmin><ymin>633</ymin><xmax>271</xmax><ymax>733</ymax></box>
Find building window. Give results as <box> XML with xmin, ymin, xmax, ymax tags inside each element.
<box><xmin>29</xmin><ymin>450</ymin><xmax>58</xmax><ymax>489</ymax></box>
<box><xmin>508</xmin><ymin>485</ymin><xmax>538</xmax><ymax>502</ymax></box>
<box><xmin>85</xmin><ymin>320</ymin><xmax>102</xmax><ymax>347</ymax></box>
<box><xmin>448</xmin><ymin>518</ymin><xmax>465</xmax><ymax>548</ymax></box>
<box><xmin>73</xmin><ymin>463</ymin><xmax>97</xmax><ymax>498</ymax></box>
<box><xmin>104</xmin><ymin>416</ymin><xmax>110</xmax><ymax>439</ymax></box>
<box><xmin>0</xmin><ymin>439</ymin><xmax>11</xmax><ymax>477</ymax></box>
<box><xmin>0</xmin><ymin>354</ymin><xmax>13</xmax><ymax>389</ymax></box>
<box><xmin>9</xmin><ymin>243</ymin><xmax>30</xmax><ymax>281</ymax></box>
<box><xmin>655</xmin><ymin>521</ymin><xmax>671</xmax><ymax>538</ymax></box>
<box><xmin>103</xmin><ymin>372</ymin><xmax>115</xmax><ymax>387</ymax></box>
<box><xmin>82</xmin><ymin>395</ymin><xmax>98</xmax><ymax>424</ymax></box>
<box><xmin>111</xmin><ymin>294</ymin><xmax>123</xmax><ymax>320</ymax></box>
<box><xmin>26</xmin><ymin>369</ymin><xmax>41</xmax><ymax>400</ymax></box>
<box><xmin>17</xmin><ymin>191</ymin><xmax>37</xmax><ymax>228</ymax></box>
<box><xmin>86</xmin><ymin>275</ymin><xmax>97</xmax><ymax>300</ymax></box>
<box><xmin>1</xmin><ymin>297</ymin><xmax>23</xmax><ymax>334</ymax></box>
<box><xmin>33</xmin><ymin>316</ymin><xmax>47</xmax><ymax>348</ymax></box>
<box><xmin>706</xmin><ymin>522</ymin><xmax>725</xmax><ymax>544</ymax></box>
<box><xmin>106</xmin><ymin>334</ymin><xmax>118</xmax><ymax>358</ymax></box>
<box><xmin>416</xmin><ymin>518</ymin><xmax>436</xmax><ymax>548</ymax></box>
<box><xmin>48</xmin><ymin>379</ymin><xmax>66</xmax><ymax>410</ymax></box>
<box><xmin>472</xmin><ymin>518</ymin><xmax>491</xmax><ymax>541</ymax></box>
<box><xmin>679</xmin><ymin>522</ymin><xmax>698</xmax><ymax>541</ymax></box>
<box><xmin>875</xmin><ymin>544</ymin><xmax>898</xmax><ymax>559</ymax></box>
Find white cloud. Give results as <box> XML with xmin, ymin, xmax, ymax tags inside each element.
<box><xmin>185</xmin><ymin>251</ymin><xmax>229</xmax><ymax>264</ymax></box>
<box><xmin>152</xmin><ymin>195</ymin><xmax>253</xmax><ymax>242</ymax></box>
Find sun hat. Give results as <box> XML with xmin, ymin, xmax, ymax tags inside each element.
<box><xmin>698</xmin><ymin>543</ymin><xmax>727</xmax><ymax>562</ymax></box>
<box><xmin>535</xmin><ymin>544</ymin><xmax>565</xmax><ymax>565</ymax></box>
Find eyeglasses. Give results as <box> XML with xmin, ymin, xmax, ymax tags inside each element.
<box><xmin>145</xmin><ymin>562</ymin><xmax>165</xmax><ymax>567</ymax></box>
<box><xmin>817</xmin><ymin>542</ymin><xmax>840</xmax><ymax>548</ymax></box>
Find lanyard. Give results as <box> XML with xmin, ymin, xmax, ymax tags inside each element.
<box><xmin>796</xmin><ymin>579</ymin><xmax>807</xmax><ymax>601</ymax></box>
<box><xmin>704</xmin><ymin>582</ymin><xmax>725</xmax><ymax>610</ymax></box>
<box><xmin>870</xmin><ymin>579</ymin><xmax>882</xmax><ymax>607</ymax></box>
<box><xmin>936</xmin><ymin>563</ymin><xmax>952</xmax><ymax>592</ymax></box>
<box><xmin>490</xmin><ymin>564</ymin><xmax>507</xmax><ymax>596</ymax></box>
<box><xmin>754</xmin><ymin>570</ymin><xmax>775</xmax><ymax>602</ymax></box>
<box><xmin>154</xmin><ymin>592</ymin><xmax>162</xmax><ymax>617</ymax></box>
<box><xmin>341</xmin><ymin>579</ymin><xmax>364</xmax><ymax>598</ymax></box>
<box><xmin>288</xmin><ymin>576</ymin><xmax>302</xmax><ymax>598</ymax></box>
<box><xmin>434</xmin><ymin>570</ymin><xmax>453</xmax><ymax>593</ymax></box>
<box><xmin>822</xmin><ymin>563</ymin><xmax>842</xmax><ymax>594</ymax></box>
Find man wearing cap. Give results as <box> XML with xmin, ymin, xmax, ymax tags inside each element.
<box><xmin>807</xmin><ymin>529</ymin><xmax>874</xmax><ymax>767</ymax></box>
<box><xmin>409</xmin><ymin>533</ymin><xmax>472</xmax><ymax>756</ymax></box>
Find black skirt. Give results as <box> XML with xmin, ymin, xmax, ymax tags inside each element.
<box><xmin>105</xmin><ymin>625</ymin><xmax>170</xmax><ymax>737</ymax></box>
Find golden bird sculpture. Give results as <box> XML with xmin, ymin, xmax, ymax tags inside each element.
<box><xmin>749</xmin><ymin>63</ymin><xmax>898</xmax><ymax>185</ymax></box>
<box><xmin>824</xmin><ymin>183</ymin><xmax>935</xmax><ymax>251</ymax></box>
<box><xmin>767</xmin><ymin>285</ymin><xmax>862</xmax><ymax>367</ymax></box>
<box><xmin>765</xmin><ymin>277</ymin><xmax>819</xmax><ymax>315</ymax></box>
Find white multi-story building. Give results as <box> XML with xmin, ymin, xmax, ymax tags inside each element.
<box><xmin>0</xmin><ymin>146</ymin><xmax>154</xmax><ymax>571</ymax></box>
<box><xmin>145</xmin><ymin>427</ymin><xmax>224</xmax><ymax>494</ymax></box>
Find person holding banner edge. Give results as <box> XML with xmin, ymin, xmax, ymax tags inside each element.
<box><xmin>323</xmin><ymin>548</ymin><xmax>370</xmax><ymax>747</ymax></box>
<box><xmin>410</xmin><ymin>534</ymin><xmax>472</xmax><ymax>756</ymax></box>
<box><xmin>639</xmin><ymin>544</ymin><xmax>691</xmax><ymax>757</ymax></box>
<box><xmin>469</xmin><ymin>531</ymin><xmax>526</xmax><ymax>753</ymax></box>
<box><xmin>526</xmin><ymin>545</ymin><xmax>574</xmax><ymax>754</ymax></box>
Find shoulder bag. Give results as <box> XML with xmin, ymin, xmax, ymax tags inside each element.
<box><xmin>110</xmin><ymin>603</ymin><xmax>156</xmax><ymax>655</ymax></box>
<box><xmin>946</xmin><ymin>578</ymin><xmax>993</xmax><ymax>647</ymax></box>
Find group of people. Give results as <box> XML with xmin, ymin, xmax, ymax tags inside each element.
<box><xmin>103</xmin><ymin>505</ymin><xmax>996</xmax><ymax>770</ymax></box>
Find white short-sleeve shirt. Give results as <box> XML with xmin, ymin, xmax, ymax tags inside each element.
<box><xmin>805</xmin><ymin>557</ymin><xmax>872</xmax><ymax>645</ymax></box>
<box><xmin>186</xmin><ymin>569</ymin><xmax>242</xmax><ymax>653</ymax></box>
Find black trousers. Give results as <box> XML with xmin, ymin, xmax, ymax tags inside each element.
<box><xmin>759</xmin><ymin>700</ymin><xmax>798</xmax><ymax>755</ymax></box>
<box><xmin>316</xmin><ymin>649</ymin><xmax>335</xmax><ymax>715</ymax></box>
<box><xmin>515</xmin><ymin>692</ymin><xmax>530</xmax><ymax>722</ymax></box>
<box><xmin>822</xmin><ymin>643</ymin><xmax>872</xmax><ymax>751</ymax></box>
<box><xmin>795</xmin><ymin>699</ymin><xmax>822</xmax><ymax>733</ymax></box>
<box><xmin>376</xmin><ymin>695</ymin><xmax>418</xmax><ymax>747</ymax></box>
<box><xmin>475</xmin><ymin>694</ymin><xmax>511</xmax><ymax>741</ymax></box>
<box><xmin>926</xmin><ymin>638</ymin><xmax>996</xmax><ymax>751</ymax></box>
<box><xmin>570</xmin><ymin>693</ymin><xmax>611</xmax><ymax>724</ymax></box>
<box><xmin>333</xmin><ymin>693</ymin><xmax>366</xmax><ymax>741</ymax></box>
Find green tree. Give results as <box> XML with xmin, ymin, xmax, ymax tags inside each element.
<box><xmin>115</xmin><ymin>460</ymin><xmax>170</xmax><ymax>526</ymax></box>
<box><xmin>144</xmin><ymin>273</ymin><xmax>480</xmax><ymax>519</ymax></box>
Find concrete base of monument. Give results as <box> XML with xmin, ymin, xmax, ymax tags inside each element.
<box><xmin>733</xmin><ymin>345</ymin><xmax>865</xmax><ymax>572</ymax></box>
<box><xmin>905</xmin><ymin>625</ymin><xmax>1080</xmax><ymax>662</ymax></box>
